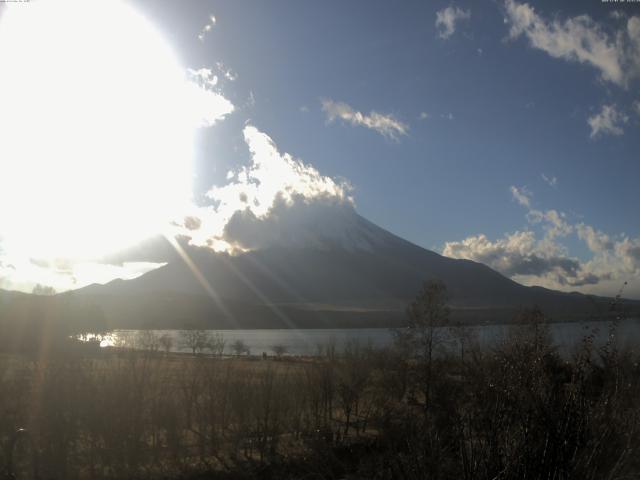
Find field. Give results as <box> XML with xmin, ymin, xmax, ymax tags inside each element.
<box><xmin>2</xmin><ymin>312</ymin><xmax>640</xmax><ymax>480</ymax></box>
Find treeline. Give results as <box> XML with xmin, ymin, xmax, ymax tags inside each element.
<box><xmin>0</xmin><ymin>282</ymin><xmax>639</xmax><ymax>479</ymax></box>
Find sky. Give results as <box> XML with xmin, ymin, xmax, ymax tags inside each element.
<box><xmin>0</xmin><ymin>0</ymin><xmax>639</xmax><ymax>299</ymax></box>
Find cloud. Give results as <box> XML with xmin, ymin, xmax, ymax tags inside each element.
<box><xmin>588</xmin><ymin>104</ymin><xmax>628</xmax><ymax>138</ymax></box>
<box><xmin>2</xmin><ymin>123</ymin><xmax>348</xmax><ymax>289</ymax></box>
<box><xmin>616</xmin><ymin>237</ymin><xmax>640</xmax><ymax>273</ymax></box>
<box><xmin>526</xmin><ymin>208</ymin><xmax>573</xmax><ymax>239</ymax></box>
<box><xmin>198</xmin><ymin>14</ymin><xmax>216</xmax><ymax>42</ymax></box>
<box><xmin>419</xmin><ymin>112</ymin><xmax>429</xmax><ymax>120</ymax></box>
<box><xmin>627</xmin><ymin>16</ymin><xmax>640</xmax><ymax>82</ymax></box>
<box><xmin>611</xmin><ymin>10</ymin><xmax>626</xmax><ymax>21</ymax></box>
<box><xmin>444</xmin><ymin>186</ymin><xmax>640</xmax><ymax>294</ymax></box>
<box><xmin>245</xmin><ymin>91</ymin><xmax>256</xmax><ymax>108</ymax></box>
<box><xmin>185</xmin><ymin>67</ymin><xmax>235</xmax><ymax>127</ymax></box>
<box><xmin>510</xmin><ymin>185</ymin><xmax>532</xmax><ymax>208</ymax></box>
<box><xmin>541</xmin><ymin>173</ymin><xmax>558</xmax><ymax>188</ymax></box>
<box><xmin>435</xmin><ymin>6</ymin><xmax>471</xmax><ymax>39</ymax></box>
<box><xmin>321</xmin><ymin>99</ymin><xmax>409</xmax><ymax>141</ymax></box>
<box><xmin>511</xmin><ymin>186</ymin><xmax>573</xmax><ymax>238</ymax></box>
<box><xmin>511</xmin><ymin>186</ymin><xmax>572</xmax><ymax>243</ymax></box>
<box><xmin>178</xmin><ymin>125</ymin><xmax>352</xmax><ymax>252</ymax></box>
<box><xmin>531</xmin><ymin>207</ymin><xmax>640</xmax><ymax>289</ymax></box>
<box><xmin>576</xmin><ymin>224</ymin><xmax>614</xmax><ymax>253</ymax></box>
<box><xmin>189</xmin><ymin>64</ymin><xmax>236</xmax><ymax>87</ymax></box>
<box><xmin>445</xmin><ymin>187</ymin><xmax>583</xmax><ymax>286</ymax></box>
<box><xmin>221</xmin><ymin>195</ymin><xmax>365</xmax><ymax>251</ymax></box>
<box><xmin>0</xmin><ymin>6</ymin><xmax>237</xmax><ymax>292</ymax></box>
<box><xmin>442</xmin><ymin>231</ymin><xmax>595</xmax><ymax>286</ymax></box>
<box><xmin>215</xmin><ymin>61</ymin><xmax>237</xmax><ymax>82</ymax></box>
<box><xmin>503</xmin><ymin>0</ymin><xmax>640</xmax><ymax>87</ymax></box>
<box><xmin>0</xmin><ymin>252</ymin><xmax>164</xmax><ymax>293</ymax></box>
<box><xmin>187</xmin><ymin>68</ymin><xmax>218</xmax><ymax>88</ymax></box>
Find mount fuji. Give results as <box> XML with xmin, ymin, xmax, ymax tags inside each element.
<box><xmin>67</xmin><ymin>204</ymin><xmax>635</xmax><ymax>330</ymax></box>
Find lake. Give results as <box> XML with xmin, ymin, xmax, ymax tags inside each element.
<box><xmin>94</xmin><ymin>318</ymin><xmax>640</xmax><ymax>357</ymax></box>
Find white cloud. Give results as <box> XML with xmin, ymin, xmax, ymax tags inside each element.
<box><xmin>511</xmin><ymin>186</ymin><xmax>572</xmax><ymax>240</ymax></box>
<box><xmin>442</xmin><ymin>231</ymin><xmax>596</xmax><ymax>287</ymax></box>
<box><xmin>444</xmin><ymin>186</ymin><xmax>640</xmax><ymax>295</ymax></box>
<box><xmin>185</xmin><ymin>68</ymin><xmax>235</xmax><ymax>127</ymax></box>
<box><xmin>184</xmin><ymin>86</ymin><xmax>234</xmax><ymax>129</ymax></box>
<box><xmin>615</xmin><ymin>237</ymin><xmax>640</xmax><ymax>274</ymax></box>
<box><xmin>441</xmin><ymin>112</ymin><xmax>455</xmax><ymax>120</ymax></box>
<box><xmin>541</xmin><ymin>173</ymin><xmax>557</xmax><ymax>188</ymax></box>
<box><xmin>576</xmin><ymin>223</ymin><xmax>614</xmax><ymax>253</ymax></box>
<box><xmin>588</xmin><ymin>104</ymin><xmax>628</xmax><ymax>138</ymax></box>
<box><xmin>627</xmin><ymin>16</ymin><xmax>640</xmax><ymax>82</ymax></box>
<box><xmin>510</xmin><ymin>185</ymin><xmax>532</xmax><ymax>208</ymax></box>
<box><xmin>321</xmin><ymin>99</ymin><xmax>409</xmax><ymax>141</ymax></box>
<box><xmin>633</xmin><ymin>100</ymin><xmax>640</xmax><ymax>116</ymax></box>
<box><xmin>435</xmin><ymin>6</ymin><xmax>471</xmax><ymax>40</ymax></box>
<box><xmin>215</xmin><ymin>61</ymin><xmax>237</xmax><ymax>82</ymax></box>
<box><xmin>504</xmin><ymin>0</ymin><xmax>640</xmax><ymax>87</ymax></box>
<box><xmin>445</xmin><ymin>187</ymin><xmax>587</xmax><ymax>287</ymax></box>
<box><xmin>177</xmin><ymin>125</ymin><xmax>352</xmax><ymax>252</ymax></box>
<box><xmin>610</xmin><ymin>10</ymin><xmax>626</xmax><ymax>21</ymax></box>
<box><xmin>198</xmin><ymin>14</ymin><xmax>216</xmax><ymax>42</ymax></box>
<box><xmin>0</xmin><ymin>254</ymin><xmax>164</xmax><ymax>293</ymax></box>
<box><xmin>187</xmin><ymin>68</ymin><xmax>218</xmax><ymax>88</ymax></box>
<box><xmin>526</xmin><ymin>208</ymin><xmax>573</xmax><ymax>239</ymax></box>
<box><xmin>246</xmin><ymin>91</ymin><xmax>256</xmax><ymax>108</ymax></box>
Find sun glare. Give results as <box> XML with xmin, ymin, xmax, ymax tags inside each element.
<box><xmin>0</xmin><ymin>1</ymin><xmax>197</xmax><ymax>261</ymax></box>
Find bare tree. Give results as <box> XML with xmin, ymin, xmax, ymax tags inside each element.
<box><xmin>271</xmin><ymin>344</ymin><xmax>288</xmax><ymax>359</ymax></box>
<box><xmin>113</xmin><ymin>331</ymin><xmax>134</xmax><ymax>350</ymax></box>
<box><xmin>179</xmin><ymin>329</ymin><xmax>212</xmax><ymax>355</ymax></box>
<box><xmin>448</xmin><ymin>321</ymin><xmax>478</xmax><ymax>363</ymax></box>
<box><xmin>336</xmin><ymin>340</ymin><xmax>372</xmax><ymax>436</ymax></box>
<box><xmin>206</xmin><ymin>332</ymin><xmax>226</xmax><ymax>357</ymax></box>
<box><xmin>231</xmin><ymin>339</ymin><xmax>249</xmax><ymax>357</ymax></box>
<box><xmin>137</xmin><ymin>330</ymin><xmax>160</xmax><ymax>352</ymax></box>
<box><xmin>397</xmin><ymin>280</ymin><xmax>450</xmax><ymax>411</ymax></box>
<box><xmin>158</xmin><ymin>333</ymin><xmax>174</xmax><ymax>354</ymax></box>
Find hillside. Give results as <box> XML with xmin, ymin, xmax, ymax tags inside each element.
<box><xmin>65</xmin><ymin>209</ymin><xmax>636</xmax><ymax>329</ymax></box>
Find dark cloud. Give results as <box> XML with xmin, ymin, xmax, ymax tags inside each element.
<box><xmin>222</xmin><ymin>194</ymin><xmax>359</xmax><ymax>252</ymax></box>
<box><xmin>183</xmin><ymin>216</ymin><xmax>202</xmax><ymax>231</ymax></box>
<box><xmin>502</xmin><ymin>254</ymin><xmax>582</xmax><ymax>278</ymax></box>
<box><xmin>566</xmin><ymin>272</ymin><xmax>607</xmax><ymax>287</ymax></box>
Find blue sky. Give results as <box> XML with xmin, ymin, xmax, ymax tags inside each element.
<box><xmin>131</xmin><ymin>0</ymin><xmax>640</xmax><ymax>297</ymax></box>
<box><xmin>0</xmin><ymin>0</ymin><xmax>639</xmax><ymax>298</ymax></box>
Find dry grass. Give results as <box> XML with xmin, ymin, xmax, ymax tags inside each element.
<box><xmin>2</xmin><ymin>317</ymin><xmax>640</xmax><ymax>479</ymax></box>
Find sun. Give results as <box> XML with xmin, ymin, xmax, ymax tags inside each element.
<box><xmin>0</xmin><ymin>0</ymin><xmax>198</xmax><ymax>261</ymax></box>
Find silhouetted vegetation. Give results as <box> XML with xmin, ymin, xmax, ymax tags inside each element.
<box><xmin>1</xmin><ymin>283</ymin><xmax>640</xmax><ymax>479</ymax></box>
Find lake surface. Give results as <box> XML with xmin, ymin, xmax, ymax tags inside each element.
<box><xmin>96</xmin><ymin>318</ymin><xmax>640</xmax><ymax>357</ymax></box>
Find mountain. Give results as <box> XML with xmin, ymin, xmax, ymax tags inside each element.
<box><xmin>68</xmin><ymin>206</ymin><xmax>637</xmax><ymax>330</ymax></box>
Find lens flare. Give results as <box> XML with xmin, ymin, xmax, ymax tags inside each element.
<box><xmin>0</xmin><ymin>1</ymin><xmax>203</xmax><ymax>261</ymax></box>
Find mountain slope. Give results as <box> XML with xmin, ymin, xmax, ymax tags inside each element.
<box><xmin>71</xmin><ymin>208</ymin><xmax>636</xmax><ymax>329</ymax></box>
